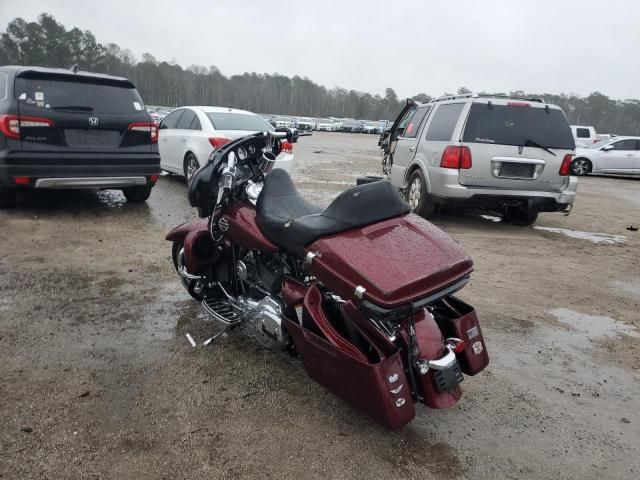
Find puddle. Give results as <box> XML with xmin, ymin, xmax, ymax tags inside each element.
<box><xmin>534</xmin><ymin>226</ymin><xmax>626</xmax><ymax>244</ymax></box>
<box><xmin>610</xmin><ymin>278</ymin><xmax>640</xmax><ymax>300</ymax></box>
<box><xmin>549</xmin><ymin>307</ymin><xmax>640</xmax><ymax>340</ymax></box>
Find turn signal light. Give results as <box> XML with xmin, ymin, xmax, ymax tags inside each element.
<box><xmin>559</xmin><ymin>154</ymin><xmax>573</xmax><ymax>176</ymax></box>
<box><xmin>280</xmin><ymin>140</ymin><xmax>293</xmax><ymax>153</ymax></box>
<box><xmin>441</xmin><ymin>146</ymin><xmax>472</xmax><ymax>169</ymax></box>
<box><xmin>447</xmin><ymin>338</ymin><xmax>465</xmax><ymax>353</ymax></box>
<box><xmin>209</xmin><ymin>137</ymin><xmax>230</xmax><ymax>149</ymax></box>
<box><xmin>0</xmin><ymin>114</ymin><xmax>54</xmax><ymax>140</ymax></box>
<box><xmin>128</xmin><ymin>122</ymin><xmax>158</xmax><ymax>143</ymax></box>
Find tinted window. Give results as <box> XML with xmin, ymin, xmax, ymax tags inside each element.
<box><xmin>14</xmin><ymin>76</ymin><xmax>143</xmax><ymax>114</ymax></box>
<box><xmin>402</xmin><ymin>106</ymin><xmax>431</xmax><ymax>138</ymax></box>
<box><xmin>396</xmin><ymin>106</ymin><xmax>417</xmax><ymax>136</ymax></box>
<box><xmin>462</xmin><ymin>104</ymin><xmax>574</xmax><ymax>149</ymax></box>
<box><xmin>610</xmin><ymin>139</ymin><xmax>638</xmax><ymax>150</ymax></box>
<box><xmin>206</xmin><ymin>113</ymin><xmax>273</xmax><ymax>131</ymax></box>
<box><xmin>190</xmin><ymin>115</ymin><xmax>201</xmax><ymax>130</ymax></box>
<box><xmin>176</xmin><ymin>110</ymin><xmax>196</xmax><ymax>129</ymax></box>
<box><xmin>425</xmin><ymin>103</ymin><xmax>464</xmax><ymax>141</ymax></box>
<box><xmin>160</xmin><ymin>109</ymin><xmax>184</xmax><ymax>129</ymax></box>
<box><xmin>576</xmin><ymin>127</ymin><xmax>591</xmax><ymax>138</ymax></box>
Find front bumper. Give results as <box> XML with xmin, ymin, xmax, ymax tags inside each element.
<box><xmin>427</xmin><ymin>168</ymin><xmax>577</xmax><ymax>213</ymax></box>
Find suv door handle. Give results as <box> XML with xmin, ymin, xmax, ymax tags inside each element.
<box><xmin>625</xmin><ymin>153</ymin><xmax>634</xmax><ymax>156</ymax></box>
<box><xmin>409</xmin><ymin>146</ymin><xmax>415</xmax><ymax>152</ymax></box>
<box><xmin>180</xmin><ymin>138</ymin><xmax>186</xmax><ymax>143</ymax></box>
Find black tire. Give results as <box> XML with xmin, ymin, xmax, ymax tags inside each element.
<box><xmin>356</xmin><ymin>176</ymin><xmax>383</xmax><ymax>185</ymax></box>
<box><xmin>406</xmin><ymin>169</ymin><xmax>436</xmax><ymax>218</ymax></box>
<box><xmin>0</xmin><ymin>187</ymin><xmax>16</xmax><ymax>209</ymax></box>
<box><xmin>503</xmin><ymin>208</ymin><xmax>538</xmax><ymax>226</ymax></box>
<box><xmin>122</xmin><ymin>185</ymin><xmax>152</xmax><ymax>203</ymax></box>
<box><xmin>570</xmin><ymin>158</ymin><xmax>592</xmax><ymax>176</ymax></box>
<box><xmin>183</xmin><ymin>153</ymin><xmax>200</xmax><ymax>181</ymax></box>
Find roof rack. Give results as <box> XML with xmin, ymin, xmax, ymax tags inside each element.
<box><xmin>433</xmin><ymin>93</ymin><xmax>544</xmax><ymax>103</ymax></box>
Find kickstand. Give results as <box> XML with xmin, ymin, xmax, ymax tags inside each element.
<box><xmin>202</xmin><ymin>328</ymin><xmax>228</xmax><ymax>346</ymax></box>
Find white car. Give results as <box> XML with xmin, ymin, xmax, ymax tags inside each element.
<box><xmin>158</xmin><ymin>106</ymin><xmax>294</xmax><ymax>180</ymax></box>
<box><xmin>571</xmin><ymin>136</ymin><xmax>640</xmax><ymax>176</ymax></box>
<box><xmin>315</xmin><ymin>118</ymin><xmax>334</xmax><ymax>131</ymax></box>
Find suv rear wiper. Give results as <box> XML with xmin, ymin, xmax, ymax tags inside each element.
<box><xmin>51</xmin><ymin>105</ymin><xmax>94</xmax><ymax>112</ymax></box>
<box><xmin>524</xmin><ymin>139</ymin><xmax>556</xmax><ymax>156</ymax></box>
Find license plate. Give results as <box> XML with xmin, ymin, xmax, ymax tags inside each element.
<box><xmin>433</xmin><ymin>361</ymin><xmax>464</xmax><ymax>393</ymax></box>
<box><xmin>499</xmin><ymin>163</ymin><xmax>535</xmax><ymax>178</ymax></box>
<box><xmin>65</xmin><ymin>129</ymin><xmax>120</xmax><ymax>147</ymax></box>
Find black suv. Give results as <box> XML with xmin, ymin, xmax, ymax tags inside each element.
<box><xmin>0</xmin><ymin>66</ymin><xmax>160</xmax><ymax>208</ymax></box>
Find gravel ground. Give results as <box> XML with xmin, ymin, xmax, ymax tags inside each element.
<box><xmin>1</xmin><ymin>132</ymin><xmax>639</xmax><ymax>480</ymax></box>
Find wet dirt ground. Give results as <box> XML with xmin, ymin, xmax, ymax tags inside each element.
<box><xmin>1</xmin><ymin>132</ymin><xmax>639</xmax><ymax>479</ymax></box>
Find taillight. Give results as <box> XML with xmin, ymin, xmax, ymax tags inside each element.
<box><xmin>149</xmin><ymin>174</ymin><xmax>159</xmax><ymax>184</ymax></box>
<box><xmin>559</xmin><ymin>154</ymin><xmax>573</xmax><ymax>176</ymax></box>
<box><xmin>280</xmin><ymin>140</ymin><xmax>293</xmax><ymax>153</ymax></box>
<box><xmin>14</xmin><ymin>176</ymin><xmax>30</xmax><ymax>185</ymax></box>
<box><xmin>0</xmin><ymin>114</ymin><xmax>54</xmax><ymax>140</ymax></box>
<box><xmin>128</xmin><ymin>122</ymin><xmax>158</xmax><ymax>143</ymax></box>
<box><xmin>440</xmin><ymin>146</ymin><xmax>472</xmax><ymax>169</ymax></box>
<box><xmin>209</xmin><ymin>137</ymin><xmax>230</xmax><ymax>149</ymax></box>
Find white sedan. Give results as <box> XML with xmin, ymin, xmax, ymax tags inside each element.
<box><xmin>158</xmin><ymin>106</ymin><xmax>294</xmax><ymax>180</ymax></box>
<box><xmin>571</xmin><ymin>136</ymin><xmax>640</xmax><ymax>176</ymax></box>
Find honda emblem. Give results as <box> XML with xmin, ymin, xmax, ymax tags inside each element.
<box><xmin>88</xmin><ymin>116</ymin><xmax>99</xmax><ymax>127</ymax></box>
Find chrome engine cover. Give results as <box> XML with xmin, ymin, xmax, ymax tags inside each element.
<box><xmin>240</xmin><ymin>295</ymin><xmax>288</xmax><ymax>351</ymax></box>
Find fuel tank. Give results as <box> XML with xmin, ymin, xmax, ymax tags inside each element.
<box><xmin>306</xmin><ymin>214</ymin><xmax>473</xmax><ymax>308</ymax></box>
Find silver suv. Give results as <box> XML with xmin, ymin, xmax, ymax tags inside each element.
<box><xmin>379</xmin><ymin>94</ymin><xmax>578</xmax><ymax>225</ymax></box>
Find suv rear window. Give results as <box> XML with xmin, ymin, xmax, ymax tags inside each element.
<box><xmin>576</xmin><ymin>128</ymin><xmax>591</xmax><ymax>138</ymax></box>
<box><xmin>462</xmin><ymin>104</ymin><xmax>575</xmax><ymax>150</ymax></box>
<box><xmin>15</xmin><ymin>76</ymin><xmax>144</xmax><ymax>114</ymax></box>
<box><xmin>207</xmin><ymin>113</ymin><xmax>273</xmax><ymax>131</ymax></box>
<box><xmin>0</xmin><ymin>73</ymin><xmax>7</xmax><ymax>101</ymax></box>
<box><xmin>425</xmin><ymin>103</ymin><xmax>464</xmax><ymax>141</ymax></box>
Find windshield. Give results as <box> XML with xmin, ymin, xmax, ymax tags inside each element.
<box><xmin>15</xmin><ymin>76</ymin><xmax>144</xmax><ymax>114</ymax></box>
<box><xmin>462</xmin><ymin>103</ymin><xmax>575</xmax><ymax>150</ymax></box>
<box><xmin>318</xmin><ymin>118</ymin><xmax>332</xmax><ymax>123</ymax></box>
<box><xmin>207</xmin><ymin>112</ymin><xmax>274</xmax><ymax>131</ymax></box>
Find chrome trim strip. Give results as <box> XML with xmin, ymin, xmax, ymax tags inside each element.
<box><xmin>34</xmin><ymin>176</ymin><xmax>147</xmax><ymax>189</ymax></box>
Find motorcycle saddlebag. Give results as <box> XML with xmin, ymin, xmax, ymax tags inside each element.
<box><xmin>431</xmin><ymin>296</ymin><xmax>489</xmax><ymax>375</ymax></box>
<box><xmin>285</xmin><ymin>285</ymin><xmax>415</xmax><ymax>429</ymax></box>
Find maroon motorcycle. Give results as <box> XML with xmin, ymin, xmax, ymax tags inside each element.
<box><xmin>166</xmin><ymin>130</ymin><xmax>489</xmax><ymax>429</ymax></box>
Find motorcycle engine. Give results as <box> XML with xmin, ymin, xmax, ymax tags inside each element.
<box><xmin>240</xmin><ymin>295</ymin><xmax>288</xmax><ymax>351</ymax></box>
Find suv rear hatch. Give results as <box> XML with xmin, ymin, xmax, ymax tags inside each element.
<box><xmin>14</xmin><ymin>71</ymin><xmax>154</xmax><ymax>154</ymax></box>
<box><xmin>458</xmin><ymin>100</ymin><xmax>574</xmax><ymax>192</ymax></box>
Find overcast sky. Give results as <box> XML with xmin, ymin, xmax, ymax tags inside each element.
<box><xmin>2</xmin><ymin>0</ymin><xmax>639</xmax><ymax>100</ymax></box>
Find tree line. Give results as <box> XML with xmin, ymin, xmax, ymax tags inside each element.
<box><xmin>1</xmin><ymin>13</ymin><xmax>639</xmax><ymax>134</ymax></box>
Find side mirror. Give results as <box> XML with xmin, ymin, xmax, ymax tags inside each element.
<box><xmin>601</xmin><ymin>145</ymin><xmax>613</xmax><ymax>151</ymax></box>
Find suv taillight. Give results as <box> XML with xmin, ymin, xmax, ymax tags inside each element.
<box><xmin>559</xmin><ymin>154</ymin><xmax>573</xmax><ymax>176</ymax></box>
<box><xmin>209</xmin><ymin>137</ymin><xmax>230</xmax><ymax>149</ymax></box>
<box><xmin>280</xmin><ymin>140</ymin><xmax>293</xmax><ymax>153</ymax></box>
<box><xmin>0</xmin><ymin>114</ymin><xmax>54</xmax><ymax>140</ymax></box>
<box><xmin>128</xmin><ymin>122</ymin><xmax>158</xmax><ymax>143</ymax></box>
<box><xmin>441</xmin><ymin>146</ymin><xmax>472</xmax><ymax>169</ymax></box>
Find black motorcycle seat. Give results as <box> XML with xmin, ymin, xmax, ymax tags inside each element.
<box><xmin>256</xmin><ymin>169</ymin><xmax>411</xmax><ymax>255</ymax></box>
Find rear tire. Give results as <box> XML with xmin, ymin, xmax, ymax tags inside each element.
<box><xmin>184</xmin><ymin>153</ymin><xmax>200</xmax><ymax>182</ymax></box>
<box><xmin>122</xmin><ymin>185</ymin><xmax>152</xmax><ymax>203</ymax></box>
<box><xmin>406</xmin><ymin>169</ymin><xmax>436</xmax><ymax>218</ymax></box>
<box><xmin>0</xmin><ymin>187</ymin><xmax>16</xmax><ymax>209</ymax></box>
<box><xmin>503</xmin><ymin>208</ymin><xmax>538</xmax><ymax>226</ymax></box>
<box><xmin>570</xmin><ymin>158</ymin><xmax>592</xmax><ymax>176</ymax></box>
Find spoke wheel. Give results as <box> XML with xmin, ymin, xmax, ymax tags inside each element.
<box><xmin>184</xmin><ymin>154</ymin><xmax>200</xmax><ymax>181</ymax></box>
<box><xmin>570</xmin><ymin>158</ymin><xmax>591</xmax><ymax>176</ymax></box>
